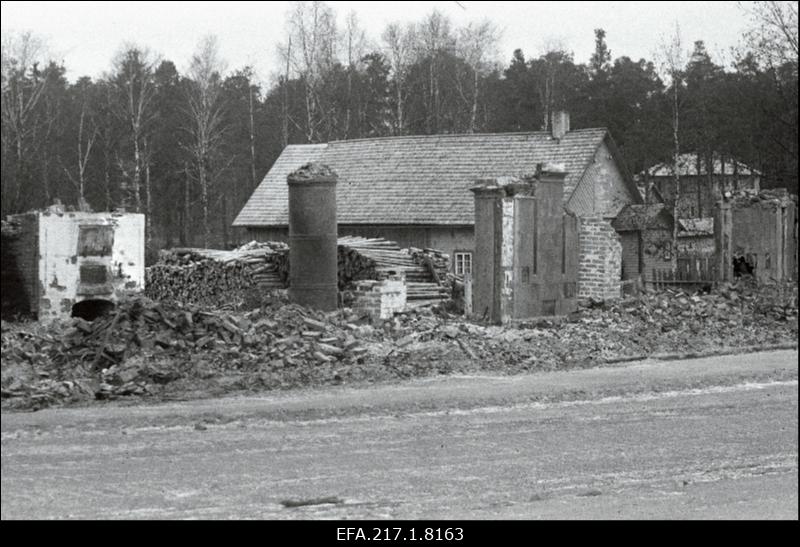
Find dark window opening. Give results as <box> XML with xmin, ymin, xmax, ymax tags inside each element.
<box><xmin>78</xmin><ymin>225</ymin><xmax>114</xmax><ymax>257</ymax></box>
<box><xmin>71</xmin><ymin>299</ymin><xmax>114</xmax><ymax>321</ymax></box>
<box><xmin>733</xmin><ymin>255</ymin><xmax>755</xmax><ymax>278</ymax></box>
<box><xmin>80</xmin><ymin>263</ymin><xmax>109</xmax><ymax>284</ymax></box>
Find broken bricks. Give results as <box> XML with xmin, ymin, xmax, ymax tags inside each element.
<box><xmin>1</xmin><ymin>280</ymin><xmax>796</xmax><ymax>410</ymax></box>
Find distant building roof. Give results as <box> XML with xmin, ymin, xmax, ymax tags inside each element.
<box><xmin>645</xmin><ymin>153</ymin><xmax>761</xmax><ymax>178</ymax></box>
<box><xmin>612</xmin><ymin>203</ymin><xmax>674</xmax><ymax>232</ymax></box>
<box><xmin>234</xmin><ymin>129</ymin><xmax>637</xmax><ymax>227</ymax></box>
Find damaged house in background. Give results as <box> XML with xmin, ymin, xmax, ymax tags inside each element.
<box><xmin>617</xmin><ymin>153</ymin><xmax>797</xmax><ymax>286</ymax></box>
<box><xmin>235</xmin><ymin>111</ymin><xmax>643</xmax><ymax>302</ymax></box>
<box><xmin>643</xmin><ymin>153</ymin><xmax>761</xmax><ymax>219</ymax></box>
<box><xmin>1</xmin><ymin>207</ymin><xmax>145</xmax><ymax>321</ymax></box>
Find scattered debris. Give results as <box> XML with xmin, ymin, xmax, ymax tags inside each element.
<box><xmin>1</xmin><ymin>280</ymin><xmax>796</xmax><ymax>411</ymax></box>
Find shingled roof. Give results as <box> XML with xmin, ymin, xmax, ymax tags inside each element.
<box><xmin>234</xmin><ymin>129</ymin><xmax>616</xmax><ymax>227</ymax></box>
<box><xmin>612</xmin><ymin>203</ymin><xmax>674</xmax><ymax>232</ymax></box>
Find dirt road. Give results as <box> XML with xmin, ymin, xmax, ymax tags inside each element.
<box><xmin>1</xmin><ymin>350</ymin><xmax>797</xmax><ymax>519</ymax></box>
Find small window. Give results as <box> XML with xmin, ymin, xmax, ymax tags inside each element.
<box><xmin>454</xmin><ymin>252</ymin><xmax>472</xmax><ymax>276</ymax></box>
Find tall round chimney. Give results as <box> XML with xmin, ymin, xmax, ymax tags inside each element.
<box><xmin>287</xmin><ymin>163</ymin><xmax>338</xmax><ymax>311</ymax></box>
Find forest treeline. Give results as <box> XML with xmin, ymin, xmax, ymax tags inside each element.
<box><xmin>1</xmin><ymin>1</ymin><xmax>797</xmax><ymax>257</ymax></box>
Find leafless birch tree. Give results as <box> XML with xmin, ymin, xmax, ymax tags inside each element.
<box><xmin>283</xmin><ymin>0</ymin><xmax>338</xmax><ymax>143</ymax></box>
<box><xmin>741</xmin><ymin>0</ymin><xmax>799</xmax><ymax>67</ymax></box>
<box><xmin>657</xmin><ymin>22</ymin><xmax>687</xmax><ymax>239</ymax></box>
<box><xmin>186</xmin><ymin>35</ymin><xmax>228</xmax><ymax>247</ymax></box>
<box><xmin>458</xmin><ymin>20</ymin><xmax>501</xmax><ymax>132</ymax></box>
<box><xmin>1</xmin><ymin>31</ymin><xmax>48</xmax><ymax>212</ymax></box>
<box><xmin>64</xmin><ymin>78</ymin><xmax>97</xmax><ymax>210</ymax></box>
<box><xmin>382</xmin><ymin>22</ymin><xmax>416</xmax><ymax>135</ymax></box>
<box><xmin>110</xmin><ymin>45</ymin><xmax>157</xmax><ymax>214</ymax></box>
<box><xmin>343</xmin><ymin>10</ymin><xmax>367</xmax><ymax>138</ymax></box>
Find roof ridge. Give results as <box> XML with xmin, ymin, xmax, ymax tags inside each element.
<box><xmin>285</xmin><ymin>143</ymin><xmax>328</xmax><ymax>149</ymax></box>
<box><xmin>326</xmin><ymin>128</ymin><xmax>608</xmax><ymax>146</ymax></box>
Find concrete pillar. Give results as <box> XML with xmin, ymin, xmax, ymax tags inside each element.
<box><xmin>287</xmin><ymin>163</ymin><xmax>338</xmax><ymax>311</ymax></box>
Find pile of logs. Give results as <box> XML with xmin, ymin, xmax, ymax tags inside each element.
<box><xmin>339</xmin><ymin>237</ymin><xmax>426</xmax><ymax>285</ymax></box>
<box><xmin>145</xmin><ymin>236</ymin><xmax>452</xmax><ymax>311</ymax></box>
<box><xmin>337</xmin><ymin>237</ymin><xmax>450</xmax><ymax>308</ymax></box>
<box><xmin>407</xmin><ymin>247</ymin><xmax>451</xmax><ymax>285</ymax></box>
<box><xmin>145</xmin><ymin>242</ymin><xmax>288</xmax><ymax>309</ymax></box>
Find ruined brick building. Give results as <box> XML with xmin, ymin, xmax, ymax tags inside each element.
<box><xmin>613</xmin><ymin>154</ymin><xmax>761</xmax><ymax>285</ymax></box>
<box><xmin>235</xmin><ymin>112</ymin><xmax>643</xmax><ymax>300</ymax></box>
<box><xmin>715</xmin><ymin>190</ymin><xmax>798</xmax><ymax>283</ymax></box>
<box><xmin>1</xmin><ymin>209</ymin><xmax>145</xmax><ymax>321</ymax></box>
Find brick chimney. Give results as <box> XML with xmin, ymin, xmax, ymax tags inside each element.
<box><xmin>551</xmin><ymin>110</ymin><xmax>570</xmax><ymax>140</ymax></box>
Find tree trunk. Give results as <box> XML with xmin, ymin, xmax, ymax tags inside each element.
<box><xmin>249</xmin><ymin>85</ymin><xmax>258</xmax><ymax>190</ymax></box>
<box><xmin>200</xmin><ymin>166</ymin><xmax>209</xmax><ymax>248</ymax></box>
<box><xmin>181</xmin><ymin>163</ymin><xmax>190</xmax><ymax>246</ymax></box>
<box><xmin>395</xmin><ymin>81</ymin><xmax>404</xmax><ymax>135</ymax></box>
<box><xmin>470</xmin><ymin>70</ymin><xmax>479</xmax><ymax>133</ymax></box>
<box><xmin>304</xmin><ymin>80</ymin><xmax>315</xmax><ymax>143</ymax></box>
<box><xmin>671</xmin><ymin>82</ymin><xmax>680</xmax><ymax>247</ymax></box>
<box><xmin>14</xmin><ymin>134</ymin><xmax>24</xmax><ymax>211</ymax></box>
<box><xmin>282</xmin><ymin>37</ymin><xmax>291</xmax><ymax>148</ymax></box>
<box><xmin>221</xmin><ymin>192</ymin><xmax>229</xmax><ymax>249</ymax></box>
<box><xmin>144</xmin><ymin>140</ymin><xmax>152</xmax><ymax>251</ymax></box>
<box><xmin>132</xmin><ymin>135</ymin><xmax>142</xmax><ymax>213</ymax></box>
<box><xmin>345</xmin><ymin>66</ymin><xmax>353</xmax><ymax>139</ymax></box>
<box><xmin>103</xmin><ymin>150</ymin><xmax>112</xmax><ymax>211</ymax></box>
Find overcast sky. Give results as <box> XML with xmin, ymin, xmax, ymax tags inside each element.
<box><xmin>2</xmin><ymin>1</ymin><xmax>756</xmax><ymax>84</ymax></box>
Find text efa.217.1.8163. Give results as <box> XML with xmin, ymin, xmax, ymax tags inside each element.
<box><xmin>337</xmin><ymin>528</ymin><xmax>464</xmax><ymax>542</ymax></box>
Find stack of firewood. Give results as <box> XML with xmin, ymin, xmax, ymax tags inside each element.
<box><xmin>407</xmin><ymin>247</ymin><xmax>451</xmax><ymax>285</ymax></box>
<box><xmin>338</xmin><ymin>237</ymin><xmax>450</xmax><ymax>307</ymax></box>
<box><xmin>338</xmin><ymin>237</ymin><xmax>428</xmax><ymax>285</ymax></box>
<box><xmin>145</xmin><ymin>242</ymin><xmax>288</xmax><ymax>308</ymax></box>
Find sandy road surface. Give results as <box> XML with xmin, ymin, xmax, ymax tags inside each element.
<box><xmin>1</xmin><ymin>350</ymin><xmax>797</xmax><ymax>519</ymax></box>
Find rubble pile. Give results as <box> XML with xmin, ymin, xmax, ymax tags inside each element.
<box><xmin>0</xmin><ymin>296</ymin><xmax>380</xmax><ymax>407</ymax></box>
<box><xmin>1</xmin><ymin>281</ymin><xmax>796</xmax><ymax>410</ymax></box>
<box><xmin>144</xmin><ymin>242</ymin><xmax>288</xmax><ymax>309</ymax></box>
<box><xmin>728</xmin><ymin>188</ymin><xmax>797</xmax><ymax>207</ymax></box>
<box><xmin>381</xmin><ymin>282</ymin><xmax>798</xmax><ymax>374</ymax></box>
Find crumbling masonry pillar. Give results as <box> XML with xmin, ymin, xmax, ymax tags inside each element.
<box><xmin>714</xmin><ymin>201</ymin><xmax>733</xmax><ymax>283</ymax></box>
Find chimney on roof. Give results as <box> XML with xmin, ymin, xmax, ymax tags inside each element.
<box><xmin>551</xmin><ymin>110</ymin><xmax>570</xmax><ymax>140</ymax></box>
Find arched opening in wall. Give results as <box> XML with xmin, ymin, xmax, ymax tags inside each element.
<box><xmin>71</xmin><ymin>299</ymin><xmax>114</xmax><ymax>321</ymax></box>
